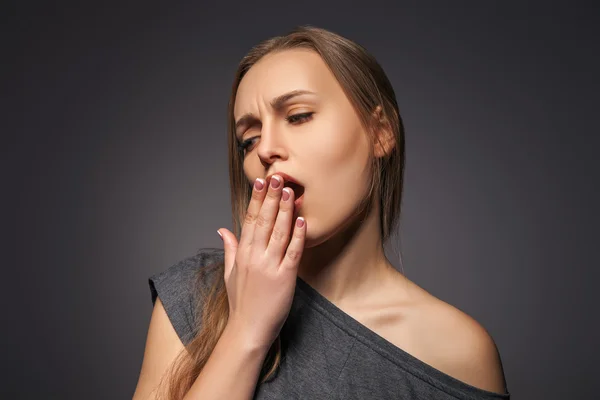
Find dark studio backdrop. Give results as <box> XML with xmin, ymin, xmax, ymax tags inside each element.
<box><xmin>4</xmin><ymin>2</ymin><xmax>599</xmax><ymax>399</ymax></box>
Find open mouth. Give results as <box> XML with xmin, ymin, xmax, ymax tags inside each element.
<box><xmin>284</xmin><ymin>181</ymin><xmax>305</xmax><ymax>199</ymax></box>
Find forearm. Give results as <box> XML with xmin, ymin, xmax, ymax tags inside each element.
<box><xmin>183</xmin><ymin>322</ymin><xmax>268</xmax><ymax>400</ymax></box>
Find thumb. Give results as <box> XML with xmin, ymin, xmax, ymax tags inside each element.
<box><xmin>217</xmin><ymin>228</ymin><xmax>238</xmax><ymax>282</ymax></box>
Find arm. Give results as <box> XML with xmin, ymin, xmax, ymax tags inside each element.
<box><xmin>134</xmin><ymin>177</ymin><xmax>304</xmax><ymax>399</ymax></box>
<box><xmin>133</xmin><ymin>297</ymin><xmax>185</xmax><ymax>400</ymax></box>
<box><xmin>132</xmin><ymin>298</ymin><xmax>268</xmax><ymax>400</ymax></box>
<box><xmin>183</xmin><ymin>320</ymin><xmax>268</xmax><ymax>400</ymax></box>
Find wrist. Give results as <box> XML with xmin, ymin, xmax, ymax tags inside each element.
<box><xmin>222</xmin><ymin>320</ymin><xmax>272</xmax><ymax>356</ymax></box>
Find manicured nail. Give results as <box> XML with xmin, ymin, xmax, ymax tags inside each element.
<box><xmin>217</xmin><ymin>230</ymin><xmax>223</xmax><ymax>240</ymax></box>
<box><xmin>296</xmin><ymin>217</ymin><xmax>305</xmax><ymax>228</ymax></box>
<box><xmin>254</xmin><ymin>178</ymin><xmax>264</xmax><ymax>191</ymax></box>
<box><xmin>270</xmin><ymin>175</ymin><xmax>281</xmax><ymax>189</ymax></box>
<box><xmin>282</xmin><ymin>188</ymin><xmax>291</xmax><ymax>201</ymax></box>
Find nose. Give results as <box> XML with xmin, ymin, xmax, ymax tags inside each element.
<box><xmin>256</xmin><ymin>119</ymin><xmax>288</xmax><ymax>166</ymax></box>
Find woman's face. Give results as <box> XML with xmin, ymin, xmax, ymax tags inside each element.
<box><xmin>234</xmin><ymin>49</ymin><xmax>373</xmax><ymax>247</ymax></box>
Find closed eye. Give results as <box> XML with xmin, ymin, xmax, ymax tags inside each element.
<box><xmin>237</xmin><ymin>112</ymin><xmax>315</xmax><ymax>155</ymax></box>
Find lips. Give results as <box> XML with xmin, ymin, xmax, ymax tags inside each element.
<box><xmin>266</xmin><ymin>172</ymin><xmax>305</xmax><ymax>200</ymax></box>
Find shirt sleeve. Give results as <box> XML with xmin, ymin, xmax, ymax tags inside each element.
<box><xmin>148</xmin><ymin>248</ymin><xmax>224</xmax><ymax>346</ymax></box>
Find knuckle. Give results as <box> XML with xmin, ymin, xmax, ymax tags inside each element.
<box><xmin>244</xmin><ymin>211</ymin><xmax>257</xmax><ymax>225</ymax></box>
<box><xmin>256</xmin><ymin>214</ymin><xmax>271</xmax><ymax>228</ymax></box>
<box><xmin>279</xmin><ymin>198</ymin><xmax>293</xmax><ymax>211</ymax></box>
<box><xmin>286</xmin><ymin>248</ymin><xmax>301</xmax><ymax>262</ymax></box>
<box><xmin>266</xmin><ymin>190</ymin><xmax>281</xmax><ymax>200</ymax></box>
<box><xmin>293</xmin><ymin>227</ymin><xmax>304</xmax><ymax>239</ymax></box>
<box><xmin>251</xmin><ymin>189</ymin><xmax>263</xmax><ymax>200</ymax></box>
<box><xmin>271</xmin><ymin>227</ymin><xmax>286</xmax><ymax>242</ymax></box>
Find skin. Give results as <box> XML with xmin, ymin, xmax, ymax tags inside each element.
<box><xmin>233</xmin><ymin>48</ymin><xmax>507</xmax><ymax>394</ymax></box>
<box><xmin>234</xmin><ymin>48</ymin><xmax>396</xmax><ymax>303</ymax></box>
<box><xmin>133</xmin><ymin>48</ymin><xmax>508</xmax><ymax>399</ymax></box>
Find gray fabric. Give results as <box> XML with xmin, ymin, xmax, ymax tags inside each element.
<box><xmin>148</xmin><ymin>248</ymin><xmax>223</xmax><ymax>345</ymax></box>
<box><xmin>149</xmin><ymin>248</ymin><xmax>510</xmax><ymax>399</ymax></box>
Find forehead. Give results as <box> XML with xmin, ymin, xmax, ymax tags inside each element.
<box><xmin>234</xmin><ymin>49</ymin><xmax>337</xmax><ymax>117</ymax></box>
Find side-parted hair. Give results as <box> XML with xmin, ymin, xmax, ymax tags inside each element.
<box><xmin>156</xmin><ymin>25</ymin><xmax>405</xmax><ymax>399</ymax></box>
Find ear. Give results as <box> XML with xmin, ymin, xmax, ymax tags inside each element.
<box><xmin>371</xmin><ymin>105</ymin><xmax>395</xmax><ymax>158</ymax></box>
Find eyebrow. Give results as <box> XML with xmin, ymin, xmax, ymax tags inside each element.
<box><xmin>235</xmin><ymin>89</ymin><xmax>317</xmax><ymax>135</ymax></box>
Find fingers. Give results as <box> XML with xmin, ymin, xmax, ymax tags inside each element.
<box><xmin>251</xmin><ymin>175</ymin><xmax>284</xmax><ymax>249</ymax></box>
<box><xmin>279</xmin><ymin>216</ymin><xmax>306</xmax><ymax>271</ymax></box>
<box><xmin>218</xmin><ymin>228</ymin><xmax>238</xmax><ymax>282</ymax></box>
<box><xmin>236</xmin><ymin>173</ymin><xmax>304</xmax><ymax>269</ymax></box>
<box><xmin>238</xmin><ymin>178</ymin><xmax>267</xmax><ymax>249</ymax></box>
<box><xmin>266</xmin><ymin>186</ymin><xmax>296</xmax><ymax>260</ymax></box>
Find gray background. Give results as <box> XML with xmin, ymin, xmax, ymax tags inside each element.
<box><xmin>4</xmin><ymin>2</ymin><xmax>599</xmax><ymax>399</ymax></box>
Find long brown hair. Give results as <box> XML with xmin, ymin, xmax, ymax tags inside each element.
<box><xmin>156</xmin><ymin>25</ymin><xmax>405</xmax><ymax>399</ymax></box>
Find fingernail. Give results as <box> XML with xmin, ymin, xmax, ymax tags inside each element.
<box><xmin>282</xmin><ymin>188</ymin><xmax>291</xmax><ymax>201</ymax></box>
<box><xmin>254</xmin><ymin>178</ymin><xmax>264</xmax><ymax>191</ymax></box>
<box><xmin>270</xmin><ymin>175</ymin><xmax>281</xmax><ymax>189</ymax></box>
<box><xmin>217</xmin><ymin>230</ymin><xmax>223</xmax><ymax>240</ymax></box>
<box><xmin>296</xmin><ymin>217</ymin><xmax>305</xmax><ymax>228</ymax></box>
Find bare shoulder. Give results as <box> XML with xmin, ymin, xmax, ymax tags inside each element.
<box><xmin>407</xmin><ymin>286</ymin><xmax>507</xmax><ymax>394</ymax></box>
<box><xmin>133</xmin><ymin>297</ymin><xmax>185</xmax><ymax>400</ymax></box>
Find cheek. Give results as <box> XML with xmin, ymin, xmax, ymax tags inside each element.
<box><xmin>303</xmin><ymin>121</ymin><xmax>371</xmax><ymax>230</ymax></box>
<box><xmin>242</xmin><ymin>157</ymin><xmax>261</xmax><ymax>184</ymax></box>
<box><xmin>313</xmin><ymin>119</ymin><xmax>371</xmax><ymax>185</ymax></box>
<box><xmin>308</xmin><ymin>113</ymin><xmax>370</xmax><ymax>166</ymax></box>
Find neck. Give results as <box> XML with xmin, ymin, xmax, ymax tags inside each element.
<box><xmin>297</xmin><ymin>198</ymin><xmax>398</xmax><ymax>306</ymax></box>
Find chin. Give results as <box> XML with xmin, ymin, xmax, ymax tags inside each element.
<box><xmin>298</xmin><ymin>217</ymin><xmax>320</xmax><ymax>248</ymax></box>
<box><xmin>299</xmin><ymin>204</ymin><xmax>367</xmax><ymax>250</ymax></box>
<box><xmin>303</xmin><ymin>236</ymin><xmax>325</xmax><ymax>249</ymax></box>
<box><xmin>300</xmin><ymin>218</ymin><xmax>338</xmax><ymax>249</ymax></box>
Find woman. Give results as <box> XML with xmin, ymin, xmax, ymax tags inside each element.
<box><xmin>133</xmin><ymin>26</ymin><xmax>510</xmax><ymax>399</ymax></box>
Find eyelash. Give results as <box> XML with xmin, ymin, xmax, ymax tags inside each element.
<box><xmin>237</xmin><ymin>112</ymin><xmax>314</xmax><ymax>153</ymax></box>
